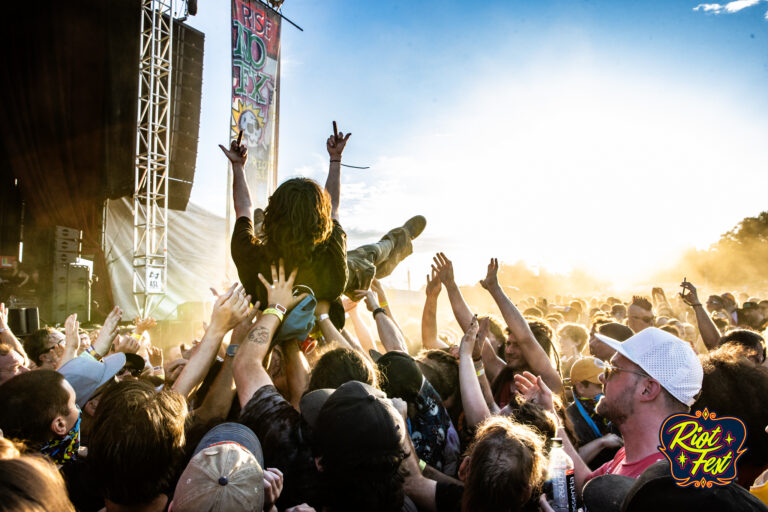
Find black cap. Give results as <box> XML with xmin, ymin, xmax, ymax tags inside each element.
<box><xmin>583</xmin><ymin>460</ymin><xmax>768</xmax><ymax>512</ymax></box>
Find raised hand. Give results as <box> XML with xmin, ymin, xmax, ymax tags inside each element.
<box><xmin>425</xmin><ymin>267</ymin><xmax>442</xmax><ymax>298</ymax></box>
<box><xmin>0</xmin><ymin>303</ymin><xmax>9</xmax><ymax>331</ymax></box>
<box><xmin>431</xmin><ymin>252</ymin><xmax>455</xmax><ymax>285</ymax></box>
<box><xmin>459</xmin><ymin>315</ymin><xmax>480</xmax><ymax>359</ymax></box>
<box><xmin>147</xmin><ymin>344</ymin><xmax>164</xmax><ymax>368</ymax></box>
<box><xmin>209</xmin><ymin>284</ymin><xmax>251</xmax><ymax>333</ymax></box>
<box><xmin>263</xmin><ymin>468</ymin><xmax>284</xmax><ymax>511</ymax></box>
<box><xmin>94</xmin><ymin>305</ymin><xmax>122</xmax><ymax>355</ymax></box>
<box><xmin>218</xmin><ymin>137</ymin><xmax>248</xmax><ymax>166</ymax></box>
<box><xmin>115</xmin><ymin>334</ymin><xmax>140</xmax><ymax>354</ymax></box>
<box><xmin>355</xmin><ymin>289</ymin><xmax>381</xmax><ymax>313</ymax></box>
<box><xmin>231</xmin><ymin>301</ymin><xmax>261</xmax><ymax>345</ymax></box>
<box><xmin>479</xmin><ymin>257</ymin><xmax>500</xmax><ymax>290</ymax></box>
<box><xmin>326</xmin><ymin>121</ymin><xmax>351</xmax><ymax>160</ymax></box>
<box><xmin>679</xmin><ymin>280</ymin><xmax>701</xmax><ymax>307</ymax></box>
<box><xmin>257</xmin><ymin>259</ymin><xmax>305</xmax><ymax>311</ymax></box>
<box><xmin>134</xmin><ymin>315</ymin><xmax>157</xmax><ymax>335</ymax></box>
<box><xmin>514</xmin><ymin>370</ymin><xmax>555</xmax><ymax>415</ymax></box>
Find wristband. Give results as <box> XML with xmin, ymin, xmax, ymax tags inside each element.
<box><xmin>269</xmin><ymin>303</ymin><xmax>287</xmax><ymax>315</ymax></box>
<box><xmin>130</xmin><ymin>332</ymin><xmax>143</xmax><ymax>341</ymax></box>
<box><xmin>691</xmin><ymin>303</ymin><xmax>702</xmax><ymax>307</ymax></box>
<box><xmin>476</xmin><ymin>367</ymin><xmax>486</xmax><ymax>377</ymax></box>
<box><xmin>372</xmin><ymin>307</ymin><xmax>387</xmax><ymax>318</ymax></box>
<box><xmin>379</xmin><ymin>301</ymin><xmax>388</xmax><ymax>308</ymax></box>
<box><xmin>418</xmin><ymin>459</ymin><xmax>427</xmax><ymax>472</ymax></box>
<box><xmin>85</xmin><ymin>345</ymin><xmax>103</xmax><ymax>361</ymax></box>
<box><xmin>263</xmin><ymin>308</ymin><xmax>285</xmax><ymax>323</ymax></box>
<box><xmin>153</xmin><ymin>366</ymin><xmax>164</xmax><ymax>372</ymax></box>
<box><xmin>473</xmin><ymin>359</ymin><xmax>484</xmax><ymax>371</ymax></box>
<box><xmin>318</xmin><ymin>313</ymin><xmax>330</xmax><ymax>322</ymax></box>
<box><xmin>330</xmin><ymin>159</ymin><xmax>341</xmax><ymax>162</ymax></box>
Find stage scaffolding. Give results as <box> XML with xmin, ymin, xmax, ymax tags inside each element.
<box><xmin>132</xmin><ymin>0</ymin><xmax>188</xmax><ymax>317</ymax></box>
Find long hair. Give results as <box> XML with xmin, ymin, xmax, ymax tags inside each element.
<box><xmin>462</xmin><ymin>416</ymin><xmax>547</xmax><ymax>512</ymax></box>
<box><xmin>0</xmin><ymin>455</ymin><xmax>75</xmax><ymax>512</ymax></box>
<box><xmin>263</xmin><ymin>178</ymin><xmax>333</xmax><ymax>264</ymax></box>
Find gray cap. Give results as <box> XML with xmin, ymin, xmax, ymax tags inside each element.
<box><xmin>58</xmin><ymin>353</ymin><xmax>126</xmax><ymax>408</ymax></box>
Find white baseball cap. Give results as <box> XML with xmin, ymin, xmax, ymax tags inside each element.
<box><xmin>596</xmin><ymin>327</ymin><xmax>703</xmax><ymax>406</ymax></box>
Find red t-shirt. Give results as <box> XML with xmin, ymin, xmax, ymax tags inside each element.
<box><xmin>586</xmin><ymin>447</ymin><xmax>665</xmax><ymax>481</ymax></box>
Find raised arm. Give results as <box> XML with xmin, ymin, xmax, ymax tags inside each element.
<box><xmin>0</xmin><ymin>303</ymin><xmax>27</xmax><ymax>365</ymax></box>
<box><xmin>233</xmin><ymin>260</ymin><xmax>306</xmax><ymax>407</ymax></box>
<box><xmin>458</xmin><ymin>317</ymin><xmax>493</xmax><ymax>426</ymax></box>
<box><xmin>315</xmin><ymin>300</ymin><xmax>353</xmax><ymax>351</ymax></box>
<box><xmin>325</xmin><ymin>121</ymin><xmax>351</xmax><ymax>221</ymax></box>
<box><xmin>432</xmin><ymin>253</ymin><xmax>474</xmax><ymax>331</ymax></box>
<box><xmin>173</xmin><ymin>285</ymin><xmax>249</xmax><ymax>400</ymax></box>
<box><xmin>358</xmin><ymin>289</ymin><xmax>408</xmax><ymax>353</ymax></box>
<box><xmin>91</xmin><ymin>306</ymin><xmax>122</xmax><ymax>358</ymax></box>
<box><xmin>480</xmin><ymin>258</ymin><xmax>562</xmax><ymax>394</ymax></box>
<box><xmin>60</xmin><ymin>314</ymin><xmax>80</xmax><ymax>367</ymax></box>
<box><xmin>680</xmin><ymin>280</ymin><xmax>720</xmax><ymax>350</ymax></box>
<box><xmin>344</xmin><ymin>297</ymin><xmax>377</xmax><ymax>352</ymax></box>
<box><xmin>421</xmin><ymin>268</ymin><xmax>447</xmax><ymax>350</ymax></box>
<box><xmin>219</xmin><ymin>136</ymin><xmax>252</xmax><ymax>220</ymax></box>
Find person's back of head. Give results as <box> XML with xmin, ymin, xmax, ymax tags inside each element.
<box><xmin>527</xmin><ymin>318</ymin><xmax>554</xmax><ymax>358</ymax></box>
<box><xmin>694</xmin><ymin>344</ymin><xmax>768</xmax><ymax>485</ymax></box>
<box><xmin>631</xmin><ymin>296</ymin><xmax>653</xmax><ymax>312</ymax></box>
<box><xmin>263</xmin><ymin>177</ymin><xmax>333</xmax><ymax>264</ymax></box>
<box><xmin>88</xmin><ymin>380</ymin><xmax>187</xmax><ymax>507</ymax></box>
<box><xmin>415</xmin><ymin>349</ymin><xmax>459</xmax><ymax>405</ymax></box>
<box><xmin>307</xmin><ymin>347</ymin><xmax>378</xmax><ymax>392</ymax></box>
<box><xmin>598</xmin><ymin>322</ymin><xmax>634</xmax><ymax>342</ymax></box>
<box><xmin>461</xmin><ymin>416</ymin><xmax>547</xmax><ymax>512</ymax></box>
<box><xmin>313</xmin><ymin>381</ymin><xmax>406</xmax><ymax>512</ymax></box>
<box><xmin>0</xmin><ymin>454</ymin><xmax>75</xmax><ymax>512</ymax></box>
<box><xmin>720</xmin><ymin>329</ymin><xmax>766</xmax><ymax>364</ymax></box>
<box><xmin>0</xmin><ymin>370</ymin><xmax>73</xmax><ymax>449</ymax></box>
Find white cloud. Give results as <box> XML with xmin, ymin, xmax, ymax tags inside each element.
<box><xmin>694</xmin><ymin>3</ymin><xmax>724</xmax><ymax>12</ymax></box>
<box><xmin>723</xmin><ymin>0</ymin><xmax>762</xmax><ymax>12</ymax></box>
<box><xmin>693</xmin><ymin>0</ymin><xmax>767</xmax><ymax>14</ymax></box>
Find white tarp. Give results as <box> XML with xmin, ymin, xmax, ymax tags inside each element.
<box><xmin>104</xmin><ymin>198</ymin><xmax>228</xmax><ymax>320</ymax></box>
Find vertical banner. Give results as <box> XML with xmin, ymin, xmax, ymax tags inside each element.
<box><xmin>230</xmin><ymin>0</ymin><xmax>281</xmax><ymax>211</ymax></box>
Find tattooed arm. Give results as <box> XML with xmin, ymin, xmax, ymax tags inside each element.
<box><xmin>233</xmin><ymin>259</ymin><xmax>306</xmax><ymax>407</ymax></box>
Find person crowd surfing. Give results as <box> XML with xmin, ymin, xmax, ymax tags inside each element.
<box><xmin>0</xmin><ymin>122</ymin><xmax>767</xmax><ymax>512</ymax></box>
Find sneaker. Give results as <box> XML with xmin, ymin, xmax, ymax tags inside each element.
<box><xmin>402</xmin><ymin>215</ymin><xmax>427</xmax><ymax>240</ymax></box>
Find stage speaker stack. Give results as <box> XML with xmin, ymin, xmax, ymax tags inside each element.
<box><xmin>51</xmin><ymin>226</ymin><xmax>90</xmax><ymax>324</ymax></box>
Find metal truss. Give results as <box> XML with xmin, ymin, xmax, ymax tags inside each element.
<box><xmin>133</xmin><ymin>0</ymin><xmax>185</xmax><ymax>317</ymax></box>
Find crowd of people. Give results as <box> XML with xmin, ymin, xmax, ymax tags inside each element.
<box><xmin>1</xmin><ymin>123</ymin><xmax>768</xmax><ymax>511</ymax></box>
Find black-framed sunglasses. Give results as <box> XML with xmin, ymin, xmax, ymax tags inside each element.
<box><xmin>600</xmin><ymin>361</ymin><xmax>650</xmax><ymax>381</ymax></box>
<box><xmin>40</xmin><ymin>337</ymin><xmax>65</xmax><ymax>355</ymax></box>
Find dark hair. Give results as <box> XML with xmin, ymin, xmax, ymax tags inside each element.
<box><xmin>462</xmin><ymin>416</ymin><xmax>547</xmax><ymax>512</ymax></box>
<box><xmin>631</xmin><ymin>296</ymin><xmax>653</xmax><ymax>312</ymax></box>
<box><xmin>307</xmin><ymin>348</ymin><xmax>378</xmax><ymax>392</ymax></box>
<box><xmin>0</xmin><ymin>370</ymin><xmax>71</xmax><ymax>448</ymax></box>
<box><xmin>598</xmin><ymin>322</ymin><xmax>634</xmax><ymax>342</ymax></box>
<box><xmin>505</xmin><ymin>395</ymin><xmax>558</xmax><ymax>443</ymax></box>
<box><xmin>0</xmin><ymin>455</ymin><xmax>74</xmax><ymax>511</ymax></box>
<box><xmin>693</xmin><ymin>345</ymin><xmax>768</xmax><ymax>477</ymax></box>
<box><xmin>416</xmin><ymin>349</ymin><xmax>459</xmax><ymax>402</ymax></box>
<box><xmin>88</xmin><ymin>381</ymin><xmax>187</xmax><ymax>506</ymax></box>
<box><xmin>23</xmin><ymin>328</ymin><xmax>57</xmax><ymax>366</ymax></box>
<box><xmin>660</xmin><ymin>325</ymin><xmax>681</xmax><ymax>337</ymax></box>
<box><xmin>487</xmin><ymin>315</ymin><xmax>505</xmax><ymax>343</ymax></box>
<box><xmin>263</xmin><ymin>178</ymin><xmax>333</xmax><ymax>264</ymax></box>
<box><xmin>719</xmin><ymin>329</ymin><xmax>765</xmax><ymax>362</ymax></box>
<box><xmin>527</xmin><ymin>318</ymin><xmax>554</xmax><ymax>358</ymax></box>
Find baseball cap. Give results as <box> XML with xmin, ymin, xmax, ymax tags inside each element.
<box><xmin>570</xmin><ymin>357</ymin><xmax>603</xmax><ymax>385</ymax></box>
<box><xmin>313</xmin><ymin>381</ymin><xmax>403</xmax><ymax>463</ymax></box>
<box><xmin>58</xmin><ymin>352</ymin><xmax>126</xmax><ymax>408</ymax></box>
<box><xmin>583</xmin><ymin>460</ymin><xmax>767</xmax><ymax>512</ymax></box>
<box><xmin>595</xmin><ymin>327</ymin><xmax>703</xmax><ymax>406</ymax></box>
<box><xmin>172</xmin><ymin>422</ymin><xmax>265</xmax><ymax>512</ymax></box>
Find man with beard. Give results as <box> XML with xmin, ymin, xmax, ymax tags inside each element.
<box><xmin>557</xmin><ymin>327</ymin><xmax>703</xmax><ymax>496</ymax></box>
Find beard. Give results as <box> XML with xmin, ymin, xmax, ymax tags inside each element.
<box><xmin>595</xmin><ymin>382</ymin><xmax>636</xmax><ymax>427</ymax></box>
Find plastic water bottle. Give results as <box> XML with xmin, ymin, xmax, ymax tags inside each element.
<box><xmin>546</xmin><ymin>438</ymin><xmax>576</xmax><ymax>512</ymax></box>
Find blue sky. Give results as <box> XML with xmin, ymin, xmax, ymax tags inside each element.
<box><xmin>186</xmin><ymin>0</ymin><xmax>768</xmax><ymax>289</ymax></box>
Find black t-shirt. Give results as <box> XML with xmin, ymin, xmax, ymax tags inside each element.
<box><xmin>231</xmin><ymin>216</ymin><xmax>348</xmax><ymax>309</ymax></box>
<box><xmin>436</xmin><ymin>481</ymin><xmax>464</xmax><ymax>512</ymax></box>
<box><xmin>238</xmin><ymin>385</ymin><xmax>321</xmax><ymax>509</ymax></box>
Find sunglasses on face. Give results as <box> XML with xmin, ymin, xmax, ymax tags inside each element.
<box><xmin>40</xmin><ymin>337</ymin><xmax>65</xmax><ymax>355</ymax></box>
<box><xmin>600</xmin><ymin>362</ymin><xmax>649</xmax><ymax>381</ymax></box>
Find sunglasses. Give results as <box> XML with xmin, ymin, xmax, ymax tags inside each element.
<box><xmin>40</xmin><ymin>337</ymin><xmax>65</xmax><ymax>355</ymax></box>
<box><xmin>600</xmin><ymin>362</ymin><xmax>649</xmax><ymax>381</ymax></box>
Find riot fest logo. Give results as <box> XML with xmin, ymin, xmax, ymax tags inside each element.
<box><xmin>658</xmin><ymin>408</ymin><xmax>747</xmax><ymax>488</ymax></box>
